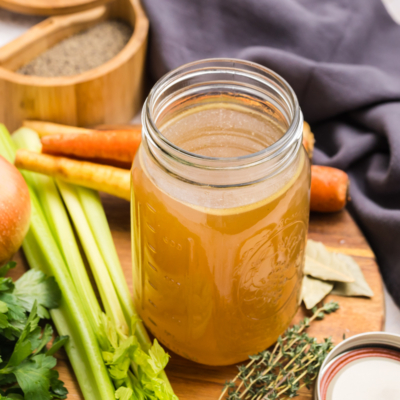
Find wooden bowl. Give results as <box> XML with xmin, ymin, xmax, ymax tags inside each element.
<box><xmin>0</xmin><ymin>0</ymin><xmax>111</xmax><ymax>16</ymax></box>
<box><xmin>0</xmin><ymin>0</ymin><xmax>148</xmax><ymax>131</ymax></box>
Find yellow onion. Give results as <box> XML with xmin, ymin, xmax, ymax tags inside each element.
<box><xmin>0</xmin><ymin>155</ymin><xmax>31</xmax><ymax>265</ymax></box>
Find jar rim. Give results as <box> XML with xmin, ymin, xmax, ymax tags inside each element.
<box><xmin>143</xmin><ymin>58</ymin><xmax>301</xmax><ymax>168</ymax></box>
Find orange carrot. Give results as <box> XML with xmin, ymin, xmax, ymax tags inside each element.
<box><xmin>302</xmin><ymin>124</ymin><xmax>348</xmax><ymax>212</ymax></box>
<box><xmin>41</xmin><ymin>129</ymin><xmax>141</xmax><ymax>168</ymax></box>
<box><xmin>15</xmin><ymin>149</ymin><xmax>130</xmax><ymax>201</ymax></box>
<box><xmin>310</xmin><ymin>165</ymin><xmax>350</xmax><ymax>212</ymax></box>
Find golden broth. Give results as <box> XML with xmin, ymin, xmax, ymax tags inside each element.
<box><xmin>131</xmin><ymin>103</ymin><xmax>309</xmax><ymax>365</ymax></box>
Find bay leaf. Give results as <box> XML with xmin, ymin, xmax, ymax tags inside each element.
<box><xmin>331</xmin><ymin>253</ymin><xmax>373</xmax><ymax>297</ymax></box>
<box><xmin>301</xmin><ymin>275</ymin><xmax>334</xmax><ymax>310</ymax></box>
<box><xmin>305</xmin><ymin>240</ymin><xmax>354</xmax><ymax>283</ymax></box>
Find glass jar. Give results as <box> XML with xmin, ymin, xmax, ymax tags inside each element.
<box><xmin>131</xmin><ymin>59</ymin><xmax>310</xmax><ymax>366</ymax></box>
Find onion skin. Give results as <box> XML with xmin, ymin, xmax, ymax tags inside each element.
<box><xmin>0</xmin><ymin>155</ymin><xmax>31</xmax><ymax>265</ymax></box>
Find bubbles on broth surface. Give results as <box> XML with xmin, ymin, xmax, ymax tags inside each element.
<box><xmin>159</xmin><ymin>97</ymin><xmax>288</xmax><ymax>158</ymax></box>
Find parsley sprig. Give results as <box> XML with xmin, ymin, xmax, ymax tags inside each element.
<box><xmin>0</xmin><ymin>262</ymin><xmax>68</xmax><ymax>400</ymax></box>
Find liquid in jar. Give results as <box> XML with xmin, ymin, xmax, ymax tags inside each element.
<box><xmin>132</xmin><ymin>98</ymin><xmax>309</xmax><ymax>366</ymax></box>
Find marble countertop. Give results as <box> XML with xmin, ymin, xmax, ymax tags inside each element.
<box><xmin>1</xmin><ymin>5</ymin><xmax>400</xmax><ymax>335</ymax></box>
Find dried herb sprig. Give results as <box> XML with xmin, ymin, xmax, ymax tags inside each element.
<box><xmin>220</xmin><ymin>302</ymin><xmax>339</xmax><ymax>400</ymax></box>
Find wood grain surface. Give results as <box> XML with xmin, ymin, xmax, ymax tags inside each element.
<box><xmin>9</xmin><ymin>196</ymin><xmax>384</xmax><ymax>400</ymax></box>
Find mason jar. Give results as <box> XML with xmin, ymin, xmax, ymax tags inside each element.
<box><xmin>131</xmin><ymin>59</ymin><xmax>310</xmax><ymax>366</ymax></box>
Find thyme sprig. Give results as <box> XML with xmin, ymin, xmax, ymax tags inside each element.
<box><xmin>220</xmin><ymin>302</ymin><xmax>339</xmax><ymax>400</ymax></box>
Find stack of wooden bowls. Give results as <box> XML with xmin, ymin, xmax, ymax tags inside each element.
<box><xmin>0</xmin><ymin>0</ymin><xmax>149</xmax><ymax>131</ymax></box>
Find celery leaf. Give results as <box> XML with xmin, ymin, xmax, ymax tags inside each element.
<box><xmin>115</xmin><ymin>386</ymin><xmax>134</xmax><ymax>400</ymax></box>
<box><xmin>148</xmin><ymin>340</ymin><xmax>170</xmax><ymax>377</ymax></box>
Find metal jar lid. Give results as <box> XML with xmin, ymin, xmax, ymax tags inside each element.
<box><xmin>314</xmin><ymin>332</ymin><xmax>400</xmax><ymax>400</ymax></box>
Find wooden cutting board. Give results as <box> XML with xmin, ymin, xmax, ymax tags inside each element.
<box><xmin>10</xmin><ymin>196</ymin><xmax>384</xmax><ymax>400</ymax></box>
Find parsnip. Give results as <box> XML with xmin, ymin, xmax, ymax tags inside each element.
<box><xmin>23</xmin><ymin>120</ymin><xmax>92</xmax><ymax>137</ymax></box>
<box><xmin>15</xmin><ymin>150</ymin><xmax>131</xmax><ymax>201</ymax></box>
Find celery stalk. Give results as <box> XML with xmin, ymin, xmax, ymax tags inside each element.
<box><xmin>76</xmin><ymin>187</ymin><xmax>174</xmax><ymax>392</ymax></box>
<box><xmin>76</xmin><ymin>188</ymin><xmax>134</xmax><ymax>319</ymax></box>
<box><xmin>12</xmin><ymin>128</ymin><xmax>102</xmax><ymax>333</ymax></box>
<box><xmin>0</xmin><ymin>127</ymin><xmax>116</xmax><ymax>400</ymax></box>
<box><xmin>0</xmin><ymin>123</ymin><xmax>17</xmax><ymax>162</ymax></box>
<box><xmin>23</xmin><ymin>234</ymin><xmax>102</xmax><ymax>399</ymax></box>
<box><xmin>76</xmin><ymin>188</ymin><xmax>150</xmax><ymax>341</ymax></box>
<box><xmin>7</xmin><ymin>125</ymin><xmax>176</xmax><ymax>397</ymax></box>
<box><xmin>56</xmin><ymin>180</ymin><xmax>129</xmax><ymax>335</ymax></box>
<box><xmin>23</xmin><ymin>193</ymin><xmax>115</xmax><ymax>400</ymax></box>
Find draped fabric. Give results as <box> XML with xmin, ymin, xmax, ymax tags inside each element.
<box><xmin>142</xmin><ymin>0</ymin><xmax>400</xmax><ymax>305</ymax></box>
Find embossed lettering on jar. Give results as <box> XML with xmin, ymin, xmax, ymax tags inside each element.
<box><xmin>131</xmin><ymin>59</ymin><xmax>310</xmax><ymax>366</ymax></box>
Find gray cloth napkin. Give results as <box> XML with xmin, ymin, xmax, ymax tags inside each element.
<box><xmin>142</xmin><ymin>0</ymin><xmax>400</xmax><ymax>306</ymax></box>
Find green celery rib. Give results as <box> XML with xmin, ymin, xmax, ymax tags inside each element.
<box><xmin>0</xmin><ymin>126</ymin><xmax>116</xmax><ymax>400</ymax></box>
<box><xmin>23</xmin><ymin>192</ymin><xmax>114</xmax><ymax>400</ymax></box>
<box><xmin>75</xmin><ymin>188</ymin><xmax>147</xmax><ymax>337</ymax></box>
<box><xmin>56</xmin><ymin>180</ymin><xmax>129</xmax><ymax>336</ymax></box>
<box><xmin>12</xmin><ymin>128</ymin><xmax>102</xmax><ymax>333</ymax></box>
<box><xmin>0</xmin><ymin>123</ymin><xmax>17</xmax><ymax>162</ymax></box>
<box><xmin>22</xmin><ymin>229</ymin><xmax>105</xmax><ymax>400</ymax></box>
<box><xmin>75</xmin><ymin>183</ymin><xmax>174</xmax><ymax>393</ymax></box>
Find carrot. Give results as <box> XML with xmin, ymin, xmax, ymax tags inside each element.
<box><xmin>31</xmin><ymin>119</ymin><xmax>311</xmax><ymax>167</ymax></box>
<box><xmin>310</xmin><ymin>165</ymin><xmax>350</xmax><ymax>212</ymax></box>
<box><xmin>28</xmin><ymin>120</ymin><xmax>312</xmax><ymax>161</ymax></box>
<box><xmin>302</xmin><ymin>124</ymin><xmax>348</xmax><ymax>212</ymax></box>
<box><xmin>41</xmin><ymin>129</ymin><xmax>141</xmax><ymax>168</ymax></box>
<box><xmin>23</xmin><ymin>120</ymin><xmax>92</xmax><ymax>137</ymax></box>
<box><xmin>14</xmin><ymin>149</ymin><xmax>130</xmax><ymax>201</ymax></box>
